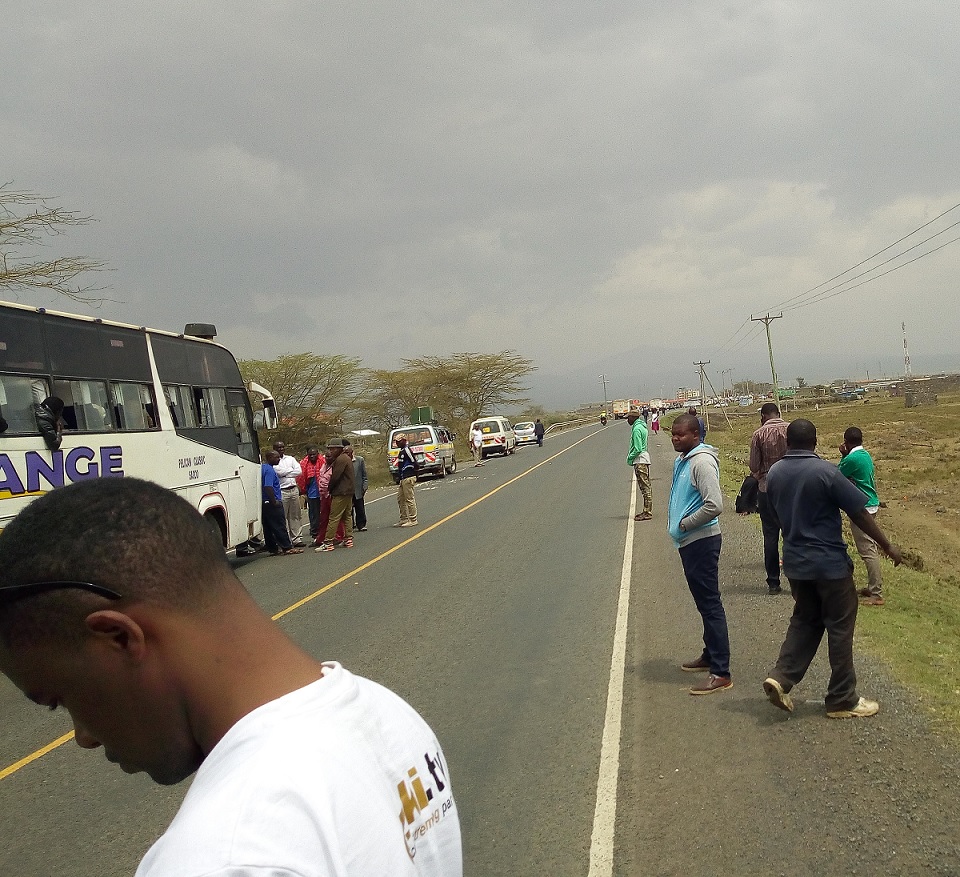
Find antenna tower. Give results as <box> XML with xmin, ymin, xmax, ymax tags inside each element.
<box><xmin>902</xmin><ymin>322</ymin><xmax>912</xmax><ymax>377</ymax></box>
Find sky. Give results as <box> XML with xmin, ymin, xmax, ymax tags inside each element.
<box><xmin>3</xmin><ymin>2</ymin><xmax>959</xmax><ymax>409</ymax></box>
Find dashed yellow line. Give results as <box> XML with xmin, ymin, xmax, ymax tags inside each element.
<box><xmin>2</xmin><ymin>429</ymin><xmax>599</xmax><ymax>781</ymax></box>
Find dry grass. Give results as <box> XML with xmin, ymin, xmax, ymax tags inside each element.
<box><xmin>706</xmin><ymin>392</ymin><xmax>960</xmax><ymax>736</ymax></box>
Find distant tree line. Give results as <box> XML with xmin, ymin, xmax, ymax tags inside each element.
<box><xmin>239</xmin><ymin>351</ymin><xmax>535</xmax><ymax>451</ymax></box>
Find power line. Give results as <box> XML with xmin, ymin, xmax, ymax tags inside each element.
<box><xmin>784</xmin><ymin>233</ymin><xmax>960</xmax><ymax>312</ymax></box>
<box><xmin>769</xmin><ymin>199</ymin><xmax>960</xmax><ymax>312</ymax></box>
<box><xmin>781</xmin><ymin>218</ymin><xmax>960</xmax><ymax>313</ymax></box>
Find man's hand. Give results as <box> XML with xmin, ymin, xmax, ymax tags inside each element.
<box><xmin>882</xmin><ymin>543</ymin><xmax>903</xmax><ymax>566</ymax></box>
<box><xmin>839</xmin><ymin>442</ymin><xmax>849</xmax><ymax>456</ymax></box>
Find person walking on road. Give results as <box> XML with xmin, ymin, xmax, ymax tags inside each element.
<box><xmin>273</xmin><ymin>440</ymin><xmax>305</xmax><ymax>547</ymax></box>
<box><xmin>262</xmin><ymin>450</ymin><xmax>303</xmax><ymax>555</ymax></box>
<box><xmin>394</xmin><ymin>434</ymin><xmax>419</xmax><ymax>527</ymax></box>
<box><xmin>668</xmin><ymin>413</ymin><xmax>731</xmax><ymax>695</ymax></box>
<box><xmin>747</xmin><ymin>402</ymin><xmax>789</xmax><ymax>594</ymax></box>
<box><xmin>316</xmin><ymin>438</ymin><xmax>354</xmax><ymax>552</ymax></box>
<box><xmin>650</xmin><ymin>409</ymin><xmax>660</xmax><ymax>435</ymax></box>
<box><xmin>626</xmin><ymin>409</ymin><xmax>653</xmax><ymax>521</ymax></box>
<box><xmin>838</xmin><ymin>426</ymin><xmax>886</xmax><ymax>606</ymax></box>
<box><xmin>534</xmin><ymin>418</ymin><xmax>545</xmax><ymax>447</ymax></box>
<box><xmin>471</xmin><ymin>424</ymin><xmax>485</xmax><ymax>466</ymax></box>
<box><xmin>345</xmin><ymin>440</ymin><xmax>369</xmax><ymax>532</ymax></box>
<box><xmin>762</xmin><ymin>419</ymin><xmax>901</xmax><ymax>718</ymax></box>
<box><xmin>688</xmin><ymin>406</ymin><xmax>707</xmax><ymax>443</ymax></box>
<box><xmin>0</xmin><ymin>477</ymin><xmax>463</xmax><ymax>876</ymax></box>
<box><xmin>298</xmin><ymin>445</ymin><xmax>325</xmax><ymax>543</ymax></box>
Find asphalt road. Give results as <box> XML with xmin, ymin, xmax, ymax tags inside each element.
<box><xmin>2</xmin><ymin>422</ymin><xmax>959</xmax><ymax>876</ymax></box>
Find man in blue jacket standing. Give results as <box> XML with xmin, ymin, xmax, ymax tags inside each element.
<box><xmin>668</xmin><ymin>413</ymin><xmax>731</xmax><ymax>695</ymax></box>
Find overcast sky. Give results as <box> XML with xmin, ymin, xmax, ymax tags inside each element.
<box><xmin>4</xmin><ymin>2</ymin><xmax>959</xmax><ymax>408</ymax></box>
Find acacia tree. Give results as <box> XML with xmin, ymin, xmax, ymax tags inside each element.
<box><xmin>405</xmin><ymin>351</ymin><xmax>535</xmax><ymax>423</ymax></box>
<box><xmin>238</xmin><ymin>352</ymin><xmax>365</xmax><ymax>448</ymax></box>
<box><xmin>0</xmin><ymin>185</ymin><xmax>105</xmax><ymax>301</ymax></box>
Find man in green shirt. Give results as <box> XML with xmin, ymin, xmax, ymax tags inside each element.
<box><xmin>838</xmin><ymin>426</ymin><xmax>884</xmax><ymax>606</ymax></box>
<box><xmin>626</xmin><ymin>410</ymin><xmax>653</xmax><ymax>521</ymax></box>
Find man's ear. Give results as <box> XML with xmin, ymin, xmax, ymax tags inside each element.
<box><xmin>84</xmin><ymin>610</ymin><xmax>147</xmax><ymax>659</ymax></box>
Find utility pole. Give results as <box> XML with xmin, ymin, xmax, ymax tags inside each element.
<box><xmin>693</xmin><ymin>360</ymin><xmax>710</xmax><ymax>431</ymax></box>
<box><xmin>598</xmin><ymin>374</ymin><xmax>609</xmax><ymax>411</ymax></box>
<box><xmin>751</xmin><ymin>313</ymin><xmax>783</xmax><ymax>402</ymax></box>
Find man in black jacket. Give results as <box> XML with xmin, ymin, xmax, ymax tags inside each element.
<box><xmin>35</xmin><ymin>397</ymin><xmax>65</xmax><ymax>450</ymax></box>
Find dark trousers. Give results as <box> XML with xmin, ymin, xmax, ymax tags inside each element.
<box><xmin>757</xmin><ymin>491</ymin><xmax>782</xmax><ymax>588</ymax></box>
<box><xmin>353</xmin><ymin>496</ymin><xmax>367</xmax><ymax>529</ymax></box>
<box><xmin>678</xmin><ymin>534</ymin><xmax>730</xmax><ymax>678</ymax></box>
<box><xmin>770</xmin><ymin>574</ymin><xmax>859</xmax><ymax>711</ymax></box>
<box><xmin>306</xmin><ymin>496</ymin><xmax>322</xmax><ymax>541</ymax></box>
<box><xmin>262</xmin><ymin>502</ymin><xmax>292</xmax><ymax>553</ymax></box>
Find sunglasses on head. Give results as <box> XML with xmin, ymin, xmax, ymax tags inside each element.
<box><xmin>0</xmin><ymin>581</ymin><xmax>123</xmax><ymax>603</ymax></box>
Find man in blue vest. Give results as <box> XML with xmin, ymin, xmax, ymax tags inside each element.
<box><xmin>668</xmin><ymin>413</ymin><xmax>731</xmax><ymax>695</ymax></box>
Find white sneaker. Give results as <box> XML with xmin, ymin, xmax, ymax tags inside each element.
<box><xmin>400</xmin><ymin>520</ymin><xmax>417</xmax><ymax>527</ymax></box>
<box><xmin>392</xmin><ymin>522</ymin><xmax>405</xmax><ymax>527</ymax></box>
<box><xmin>827</xmin><ymin>697</ymin><xmax>879</xmax><ymax>719</ymax></box>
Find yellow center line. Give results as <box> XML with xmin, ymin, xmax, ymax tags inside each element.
<box><xmin>2</xmin><ymin>429</ymin><xmax>599</xmax><ymax>781</ymax></box>
<box><xmin>0</xmin><ymin>731</ymin><xmax>76</xmax><ymax>781</ymax></box>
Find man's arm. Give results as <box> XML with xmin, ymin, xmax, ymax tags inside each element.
<box><xmin>748</xmin><ymin>431</ymin><xmax>762</xmax><ymax>479</ymax></box>
<box><xmin>848</xmin><ymin>508</ymin><xmax>902</xmax><ymax>565</ymax></box>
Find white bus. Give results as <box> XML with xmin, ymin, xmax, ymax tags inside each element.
<box><xmin>0</xmin><ymin>300</ymin><xmax>277</xmax><ymax>550</ymax></box>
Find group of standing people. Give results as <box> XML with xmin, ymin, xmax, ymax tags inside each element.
<box><xmin>256</xmin><ymin>437</ymin><xmax>369</xmax><ymax>556</ymax></box>
<box><xmin>630</xmin><ymin>402</ymin><xmax>902</xmax><ymax>718</ymax></box>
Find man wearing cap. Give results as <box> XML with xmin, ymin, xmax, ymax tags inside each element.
<box><xmin>316</xmin><ymin>438</ymin><xmax>354</xmax><ymax>552</ymax></box>
<box><xmin>0</xmin><ymin>477</ymin><xmax>463</xmax><ymax>875</ymax></box>
<box><xmin>394</xmin><ymin>434</ymin><xmax>419</xmax><ymax>527</ymax></box>
<box><xmin>626</xmin><ymin>409</ymin><xmax>653</xmax><ymax>521</ymax></box>
<box><xmin>273</xmin><ymin>440</ymin><xmax>305</xmax><ymax>548</ymax></box>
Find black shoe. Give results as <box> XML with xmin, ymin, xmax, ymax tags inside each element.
<box><xmin>768</xmin><ymin>585</ymin><xmax>783</xmax><ymax>595</ymax></box>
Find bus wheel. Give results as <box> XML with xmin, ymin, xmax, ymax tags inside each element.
<box><xmin>204</xmin><ymin>511</ymin><xmax>227</xmax><ymax>549</ymax></box>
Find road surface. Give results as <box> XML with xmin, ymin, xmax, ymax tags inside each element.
<box><xmin>1</xmin><ymin>422</ymin><xmax>958</xmax><ymax>876</ymax></box>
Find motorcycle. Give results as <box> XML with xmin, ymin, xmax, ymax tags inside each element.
<box><xmin>600</xmin><ymin>415</ymin><xmax>607</xmax><ymax>425</ymax></box>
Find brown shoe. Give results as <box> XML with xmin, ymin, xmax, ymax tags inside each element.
<box><xmin>857</xmin><ymin>588</ymin><xmax>871</xmax><ymax>598</ymax></box>
<box><xmin>634</xmin><ymin>512</ymin><xmax>653</xmax><ymax>521</ymax></box>
<box><xmin>860</xmin><ymin>596</ymin><xmax>885</xmax><ymax>606</ymax></box>
<box><xmin>690</xmin><ymin>674</ymin><xmax>733</xmax><ymax>695</ymax></box>
<box><xmin>681</xmin><ymin>656</ymin><xmax>710</xmax><ymax>672</ymax></box>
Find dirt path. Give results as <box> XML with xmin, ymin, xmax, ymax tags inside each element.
<box><xmin>612</xmin><ymin>436</ymin><xmax>960</xmax><ymax>876</ymax></box>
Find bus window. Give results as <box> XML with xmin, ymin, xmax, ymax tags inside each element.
<box><xmin>163</xmin><ymin>384</ymin><xmax>198</xmax><ymax>429</ymax></box>
<box><xmin>227</xmin><ymin>388</ymin><xmax>257</xmax><ymax>462</ymax></box>
<box><xmin>195</xmin><ymin>387</ymin><xmax>231</xmax><ymax>428</ymax></box>
<box><xmin>52</xmin><ymin>379</ymin><xmax>113</xmax><ymax>431</ymax></box>
<box><xmin>0</xmin><ymin>374</ymin><xmax>50</xmax><ymax>434</ymax></box>
<box><xmin>111</xmin><ymin>382</ymin><xmax>158</xmax><ymax>431</ymax></box>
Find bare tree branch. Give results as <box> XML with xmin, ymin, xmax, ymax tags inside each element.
<box><xmin>1</xmin><ymin>184</ymin><xmax>107</xmax><ymax>303</ymax></box>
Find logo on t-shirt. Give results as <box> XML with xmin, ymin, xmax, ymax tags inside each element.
<box><xmin>397</xmin><ymin>750</ymin><xmax>455</xmax><ymax>860</ymax></box>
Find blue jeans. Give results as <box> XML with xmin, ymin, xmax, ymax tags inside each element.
<box><xmin>678</xmin><ymin>534</ymin><xmax>730</xmax><ymax>677</ymax></box>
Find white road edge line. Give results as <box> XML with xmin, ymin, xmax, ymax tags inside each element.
<box><xmin>587</xmin><ymin>477</ymin><xmax>636</xmax><ymax>876</ymax></box>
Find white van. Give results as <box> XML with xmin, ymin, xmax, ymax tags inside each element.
<box><xmin>469</xmin><ymin>415</ymin><xmax>517</xmax><ymax>458</ymax></box>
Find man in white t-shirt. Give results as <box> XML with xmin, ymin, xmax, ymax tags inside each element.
<box><xmin>0</xmin><ymin>478</ymin><xmax>463</xmax><ymax>877</ymax></box>
<box><xmin>273</xmin><ymin>440</ymin><xmax>305</xmax><ymax>547</ymax></box>
<box><xmin>470</xmin><ymin>425</ymin><xmax>484</xmax><ymax>466</ymax></box>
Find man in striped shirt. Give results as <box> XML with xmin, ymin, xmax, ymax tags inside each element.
<box><xmin>748</xmin><ymin>402</ymin><xmax>789</xmax><ymax>594</ymax></box>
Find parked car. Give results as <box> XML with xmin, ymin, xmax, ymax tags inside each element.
<box><xmin>387</xmin><ymin>424</ymin><xmax>457</xmax><ymax>482</ymax></box>
<box><xmin>513</xmin><ymin>421</ymin><xmax>538</xmax><ymax>446</ymax></box>
<box><xmin>469</xmin><ymin>416</ymin><xmax>517</xmax><ymax>458</ymax></box>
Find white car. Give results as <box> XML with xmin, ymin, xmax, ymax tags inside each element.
<box><xmin>513</xmin><ymin>421</ymin><xmax>538</xmax><ymax>445</ymax></box>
